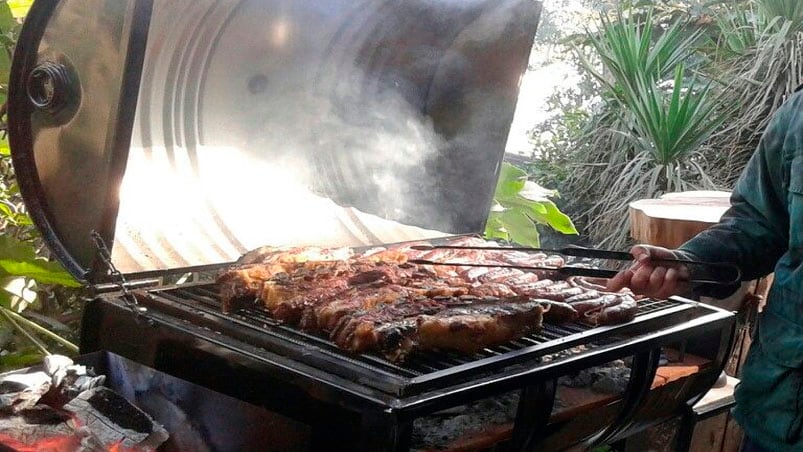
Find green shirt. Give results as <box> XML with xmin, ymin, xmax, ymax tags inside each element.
<box><xmin>680</xmin><ymin>90</ymin><xmax>803</xmax><ymax>450</ymax></box>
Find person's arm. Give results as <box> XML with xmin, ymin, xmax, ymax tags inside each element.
<box><xmin>679</xmin><ymin>108</ymin><xmax>789</xmax><ymax>283</ymax></box>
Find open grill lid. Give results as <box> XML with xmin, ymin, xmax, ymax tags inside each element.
<box><xmin>9</xmin><ymin>0</ymin><xmax>542</xmax><ymax>283</ymax></box>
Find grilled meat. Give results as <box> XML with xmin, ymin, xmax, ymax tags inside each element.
<box><xmin>537</xmin><ymin>300</ymin><xmax>579</xmax><ymax>323</ymax></box>
<box><xmin>585</xmin><ymin>294</ymin><xmax>638</xmax><ymax>325</ymax></box>
<box><xmin>467</xmin><ymin>282</ymin><xmax>518</xmax><ymax>298</ymax></box>
<box><xmin>417</xmin><ymin>301</ymin><xmax>545</xmax><ymax>354</ymax></box>
<box><xmin>299</xmin><ymin>285</ymin><xmax>419</xmax><ymax>333</ymax></box>
<box><xmin>218</xmin><ymin>262</ymin><xmax>294</xmax><ymax>311</ymax></box>
<box><xmin>234</xmin><ymin>246</ymin><xmax>353</xmax><ymax>266</ymax></box>
<box><xmin>330</xmin><ymin>298</ymin><xmax>447</xmax><ymax>361</ymax></box>
<box><xmin>219</xmin><ymin>240</ymin><xmax>642</xmax><ymax>362</ymax></box>
<box><xmin>332</xmin><ymin>297</ymin><xmax>545</xmax><ymax>361</ymax></box>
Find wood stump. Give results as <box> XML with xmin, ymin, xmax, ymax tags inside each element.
<box><xmin>628</xmin><ymin>191</ymin><xmax>731</xmax><ymax>249</ymax></box>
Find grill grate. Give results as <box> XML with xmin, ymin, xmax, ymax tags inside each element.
<box><xmin>142</xmin><ymin>283</ymin><xmax>697</xmax><ymax>397</ymax></box>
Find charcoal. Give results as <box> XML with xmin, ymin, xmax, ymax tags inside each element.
<box><xmin>61</xmin><ymin>374</ymin><xmax>106</xmax><ymax>401</ymax></box>
<box><xmin>0</xmin><ymin>406</ymin><xmax>78</xmax><ymax>450</ymax></box>
<box><xmin>411</xmin><ymin>392</ymin><xmax>519</xmax><ymax>450</ymax></box>
<box><xmin>65</xmin><ymin>387</ymin><xmax>168</xmax><ymax>450</ymax></box>
<box><xmin>0</xmin><ymin>372</ymin><xmax>51</xmax><ymax>412</ymax></box>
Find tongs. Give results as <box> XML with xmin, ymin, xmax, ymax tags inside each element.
<box><xmin>407</xmin><ymin>245</ymin><xmax>741</xmax><ymax>286</ymax></box>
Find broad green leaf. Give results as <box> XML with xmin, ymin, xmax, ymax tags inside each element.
<box><xmin>494</xmin><ymin>162</ymin><xmax>527</xmax><ymax>200</ymax></box>
<box><xmin>14</xmin><ymin>213</ymin><xmax>32</xmax><ymax>226</ymax></box>
<box><xmin>0</xmin><ymin>201</ymin><xmax>12</xmax><ymax>218</ymax></box>
<box><xmin>519</xmin><ymin>181</ymin><xmax>557</xmax><ymax>202</ymax></box>
<box><xmin>501</xmin><ymin>209</ymin><xmax>540</xmax><ymax>247</ymax></box>
<box><xmin>0</xmin><ymin>260</ymin><xmax>79</xmax><ymax>286</ymax></box>
<box><xmin>500</xmin><ymin>196</ymin><xmax>548</xmax><ymax>215</ymax></box>
<box><xmin>483</xmin><ymin>212</ymin><xmax>510</xmax><ymax>242</ymax></box>
<box><xmin>0</xmin><ymin>39</ymin><xmax>10</xmax><ymax>83</ymax></box>
<box><xmin>0</xmin><ymin>234</ymin><xmax>37</xmax><ymax>262</ymax></box>
<box><xmin>528</xmin><ymin>200</ymin><xmax>579</xmax><ymax>235</ymax></box>
<box><xmin>0</xmin><ymin>3</ymin><xmax>14</xmax><ymax>33</ymax></box>
<box><xmin>0</xmin><ymin>236</ymin><xmax>79</xmax><ymax>286</ymax></box>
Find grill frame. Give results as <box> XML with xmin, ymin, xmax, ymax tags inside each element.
<box><xmin>129</xmin><ymin>282</ymin><xmax>735</xmax><ymax>407</ymax></box>
<box><xmin>81</xmin><ymin>282</ymin><xmax>735</xmax><ymax>450</ymax></box>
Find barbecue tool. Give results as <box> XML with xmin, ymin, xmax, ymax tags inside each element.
<box><xmin>409</xmin><ymin>245</ymin><xmax>741</xmax><ymax>286</ymax></box>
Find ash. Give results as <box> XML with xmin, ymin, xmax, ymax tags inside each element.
<box><xmin>557</xmin><ymin>359</ymin><xmax>631</xmax><ymax>394</ymax></box>
<box><xmin>411</xmin><ymin>392</ymin><xmax>519</xmax><ymax>450</ymax></box>
<box><xmin>411</xmin><ymin>347</ymin><xmax>634</xmax><ymax>450</ymax></box>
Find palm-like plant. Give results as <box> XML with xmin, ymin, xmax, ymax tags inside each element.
<box><xmin>560</xmin><ymin>7</ymin><xmax>728</xmax><ymax>248</ymax></box>
<box><xmin>758</xmin><ymin>0</ymin><xmax>803</xmax><ymax>31</ymax></box>
<box><xmin>703</xmin><ymin>0</ymin><xmax>803</xmax><ymax>184</ymax></box>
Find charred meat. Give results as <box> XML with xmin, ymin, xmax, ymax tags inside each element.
<box><xmin>217</xmin><ymin>240</ymin><xmax>641</xmax><ymax>362</ymax></box>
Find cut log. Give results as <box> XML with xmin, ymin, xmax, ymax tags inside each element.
<box><xmin>629</xmin><ymin>191</ymin><xmax>731</xmax><ymax>249</ymax></box>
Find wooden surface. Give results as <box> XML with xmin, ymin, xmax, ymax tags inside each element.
<box><xmin>629</xmin><ymin>191</ymin><xmax>731</xmax><ymax>248</ymax></box>
<box><xmin>429</xmin><ymin>351</ymin><xmax>711</xmax><ymax>451</ymax></box>
<box><xmin>653</xmin><ymin>349</ymin><xmax>709</xmax><ymax>389</ymax></box>
<box><xmin>688</xmin><ymin>377</ymin><xmax>741</xmax><ymax>452</ymax></box>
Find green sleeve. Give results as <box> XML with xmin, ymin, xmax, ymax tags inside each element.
<box><xmin>678</xmin><ymin>93</ymin><xmax>797</xmax><ymax>286</ymax></box>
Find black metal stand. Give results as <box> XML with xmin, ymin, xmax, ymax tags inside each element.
<box><xmin>585</xmin><ymin>348</ymin><xmax>663</xmax><ymax>446</ymax></box>
<box><xmin>674</xmin><ymin>382</ymin><xmax>736</xmax><ymax>451</ymax></box>
<box><xmin>359</xmin><ymin>411</ymin><xmax>413</xmax><ymax>452</ymax></box>
<box><xmin>508</xmin><ymin>380</ymin><xmax>558</xmax><ymax>451</ymax></box>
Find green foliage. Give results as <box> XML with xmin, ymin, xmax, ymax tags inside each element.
<box><xmin>6</xmin><ymin>0</ymin><xmax>32</xmax><ymax>19</ymax></box>
<box><xmin>529</xmin><ymin>0</ymin><xmax>803</xmax><ymax>249</ymax></box>
<box><xmin>579</xmin><ymin>9</ymin><xmax>702</xmax><ymax>99</ymax></box>
<box><xmin>0</xmin><ymin>0</ymin><xmax>28</xmax><ymax>157</ymax></box>
<box><xmin>708</xmin><ymin>1</ymin><xmax>763</xmax><ymax>58</ymax></box>
<box><xmin>701</xmin><ymin>0</ymin><xmax>803</xmax><ymax>183</ymax></box>
<box><xmin>0</xmin><ymin>236</ymin><xmax>80</xmax><ymax>287</ymax></box>
<box><xmin>551</xmin><ymin>6</ymin><xmax>729</xmax><ymax>248</ymax></box>
<box><xmin>485</xmin><ymin>163</ymin><xmax>577</xmax><ymax>247</ymax></box>
<box><xmin>758</xmin><ymin>0</ymin><xmax>803</xmax><ymax>32</ymax></box>
<box><xmin>0</xmin><ymin>1</ymin><xmax>80</xmax><ymax>370</ymax></box>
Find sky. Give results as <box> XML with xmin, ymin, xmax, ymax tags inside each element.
<box><xmin>505</xmin><ymin>0</ymin><xmax>593</xmax><ymax>156</ymax></box>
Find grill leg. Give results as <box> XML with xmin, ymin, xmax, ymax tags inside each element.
<box><xmin>359</xmin><ymin>411</ymin><xmax>412</xmax><ymax>452</ymax></box>
<box><xmin>507</xmin><ymin>379</ymin><xmax>557</xmax><ymax>451</ymax></box>
<box><xmin>585</xmin><ymin>348</ymin><xmax>662</xmax><ymax>446</ymax></box>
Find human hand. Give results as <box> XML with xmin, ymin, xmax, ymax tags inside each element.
<box><xmin>606</xmin><ymin>245</ymin><xmax>690</xmax><ymax>299</ymax></box>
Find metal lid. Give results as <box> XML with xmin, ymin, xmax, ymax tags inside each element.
<box><xmin>9</xmin><ymin>0</ymin><xmax>542</xmax><ymax>282</ymax></box>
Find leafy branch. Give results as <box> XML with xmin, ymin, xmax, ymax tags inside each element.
<box><xmin>485</xmin><ymin>163</ymin><xmax>578</xmax><ymax>247</ymax></box>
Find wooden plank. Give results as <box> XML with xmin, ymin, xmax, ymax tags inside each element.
<box><xmin>722</xmin><ymin>412</ymin><xmax>744</xmax><ymax>452</ymax></box>
<box><xmin>689</xmin><ymin>413</ymin><xmax>728</xmax><ymax>452</ymax></box>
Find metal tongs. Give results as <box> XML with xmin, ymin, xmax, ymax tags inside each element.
<box><xmin>408</xmin><ymin>245</ymin><xmax>741</xmax><ymax>286</ymax></box>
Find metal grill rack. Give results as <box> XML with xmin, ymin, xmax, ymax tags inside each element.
<box><xmin>143</xmin><ymin>284</ymin><xmax>721</xmax><ymax>399</ymax></box>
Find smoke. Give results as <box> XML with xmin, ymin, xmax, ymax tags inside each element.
<box><xmin>116</xmin><ymin>0</ymin><xmax>540</xmax><ymax>271</ymax></box>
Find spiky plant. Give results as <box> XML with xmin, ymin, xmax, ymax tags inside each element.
<box><xmin>559</xmin><ymin>8</ymin><xmax>728</xmax><ymax>248</ymax></box>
